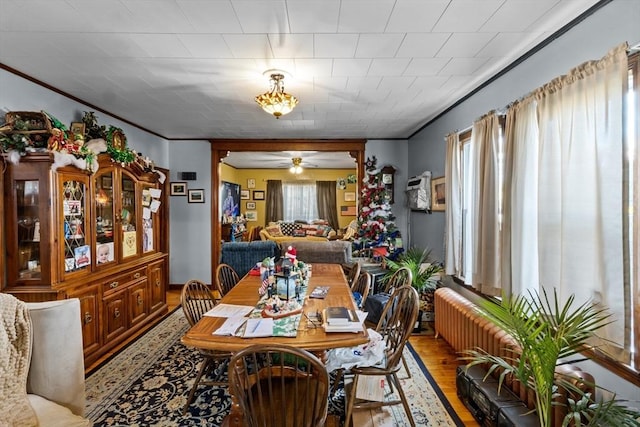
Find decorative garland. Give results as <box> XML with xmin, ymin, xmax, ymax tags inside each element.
<box><xmin>106</xmin><ymin>126</ymin><xmax>136</xmax><ymax>165</ymax></box>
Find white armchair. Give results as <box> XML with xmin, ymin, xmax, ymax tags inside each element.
<box><xmin>1</xmin><ymin>294</ymin><xmax>91</xmax><ymax>427</ymax></box>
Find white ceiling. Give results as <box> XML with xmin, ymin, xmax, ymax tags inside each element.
<box><xmin>0</xmin><ymin>0</ymin><xmax>600</xmax><ymax>146</ymax></box>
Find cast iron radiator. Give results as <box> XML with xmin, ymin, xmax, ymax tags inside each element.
<box><xmin>435</xmin><ymin>287</ymin><xmax>595</xmax><ymax>427</ymax></box>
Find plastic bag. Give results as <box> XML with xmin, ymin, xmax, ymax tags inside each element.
<box><xmin>325</xmin><ymin>329</ymin><xmax>386</xmax><ymax>372</ymax></box>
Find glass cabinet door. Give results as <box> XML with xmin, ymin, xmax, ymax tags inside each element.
<box><xmin>141</xmin><ymin>184</ymin><xmax>155</xmax><ymax>253</ymax></box>
<box><xmin>62</xmin><ymin>179</ymin><xmax>89</xmax><ymax>274</ymax></box>
<box><xmin>95</xmin><ymin>172</ymin><xmax>115</xmax><ymax>266</ymax></box>
<box><xmin>121</xmin><ymin>174</ymin><xmax>137</xmax><ymax>259</ymax></box>
<box><xmin>16</xmin><ymin>180</ymin><xmax>41</xmax><ymax>280</ymax></box>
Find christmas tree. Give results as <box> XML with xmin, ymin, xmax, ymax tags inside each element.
<box><xmin>356</xmin><ymin>156</ymin><xmax>397</xmax><ymax>247</ymax></box>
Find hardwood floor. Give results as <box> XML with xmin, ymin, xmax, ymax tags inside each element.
<box><xmin>87</xmin><ymin>289</ymin><xmax>479</xmax><ymax>426</ymax></box>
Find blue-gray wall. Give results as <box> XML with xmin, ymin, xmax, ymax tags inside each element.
<box><xmin>408</xmin><ymin>0</ymin><xmax>640</xmax><ymax>402</ymax></box>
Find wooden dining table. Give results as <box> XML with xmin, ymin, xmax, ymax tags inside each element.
<box><xmin>181</xmin><ymin>263</ymin><xmax>369</xmax><ymax>426</ymax></box>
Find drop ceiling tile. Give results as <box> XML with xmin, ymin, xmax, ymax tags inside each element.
<box><xmin>223</xmin><ymin>34</ymin><xmax>273</xmax><ymax>58</ymax></box>
<box><xmin>233</xmin><ymin>0</ymin><xmax>289</xmax><ymax>33</ymax></box>
<box><xmin>396</xmin><ymin>33</ymin><xmax>451</xmax><ymax>58</ymax></box>
<box><xmin>480</xmin><ymin>1</ymin><xmax>559</xmax><ymax>32</ymax></box>
<box><xmin>294</xmin><ymin>59</ymin><xmax>334</xmax><ymax>77</ymax></box>
<box><xmin>403</xmin><ymin>57</ymin><xmax>450</xmax><ymax>76</ymax></box>
<box><xmin>386</xmin><ymin>0</ymin><xmax>450</xmax><ymax>32</ymax></box>
<box><xmin>66</xmin><ymin>0</ymin><xmax>140</xmax><ymax>32</ymax></box>
<box><xmin>368</xmin><ymin>58</ymin><xmax>411</xmax><ymax>76</ymax></box>
<box><xmin>314</xmin><ymin>34</ymin><xmax>359</xmax><ymax>58</ymax></box>
<box><xmin>438</xmin><ymin>57</ymin><xmax>491</xmax><ymax>76</ymax></box>
<box><xmin>178</xmin><ymin>34</ymin><xmax>233</xmax><ymax>58</ymax></box>
<box><xmin>338</xmin><ymin>0</ymin><xmax>395</xmax><ymax>33</ymax></box>
<box><xmin>121</xmin><ymin>0</ymin><xmax>194</xmax><ymax>32</ymax></box>
<box><xmin>269</xmin><ymin>34</ymin><xmax>314</xmax><ymax>58</ymax></box>
<box><xmin>436</xmin><ymin>33</ymin><xmax>497</xmax><ymax>58</ymax></box>
<box><xmin>433</xmin><ymin>0</ymin><xmax>503</xmax><ymax>32</ymax></box>
<box><xmin>177</xmin><ymin>0</ymin><xmax>243</xmax><ymax>33</ymax></box>
<box><xmin>130</xmin><ymin>34</ymin><xmax>192</xmax><ymax>58</ymax></box>
<box><xmin>332</xmin><ymin>59</ymin><xmax>372</xmax><ymax>76</ymax></box>
<box><xmin>287</xmin><ymin>0</ymin><xmax>340</xmax><ymax>33</ymax></box>
<box><xmin>355</xmin><ymin>34</ymin><xmax>405</xmax><ymax>58</ymax></box>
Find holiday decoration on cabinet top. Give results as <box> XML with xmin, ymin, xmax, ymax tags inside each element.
<box><xmin>1</xmin><ymin>110</ymin><xmax>171</xmax><ymax>369</ymax></box>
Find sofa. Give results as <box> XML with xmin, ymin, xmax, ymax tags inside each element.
<box><xmin>277</xmin><ymin>240</ymin><xmax>352</xmax><ymax>265</ymax></box>
<box><xmin>1</xmin><ymin>294</ymin><xmax>91</xmax><ymax>427</ymax></box>
<box><xmin>220</xmin><ymin>240</ymin><xmax>279</xmax><ymax>277</ymax></box>
<box><xmin>259</xmin><ymin>221</ymin><xmax>336</xmax><ymax>242</ymax></box>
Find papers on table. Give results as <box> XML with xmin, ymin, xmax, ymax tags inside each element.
<box><xmin>242</xmin><ymin>318</ymin><xmax>274</xmax><ymax>338</ymax></box>
<box><xmin>212</xmin><ymin>316</ymin><xmax>247</xmax><ymax>336</ymax></box>
<box><xmin>204</xmin><ymin>303</ymin><xmax>255</xmax><ymax>318</ymax></box>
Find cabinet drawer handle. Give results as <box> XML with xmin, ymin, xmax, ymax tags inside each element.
<box><xmin>84</xmin><ymin>312</ymin><xmax>93</xmax><ymax>324</ymax></box>
<box><xmin>133</xmin><ymin>272</ymin><xmax>141</xmax><ymax>279</ymax></box>
<box><xmin>109</xmin><ymin>281</ymin><xmax>119</xmax><ymax>289</ymax></box>
<box><xmin>114</xmin><ymin>308</ymin><xmax>120</xmax><ymax>318</ymax></box>
<box><xmin>137</xmin><ymin>294</ymin><xmax>143</xmax><ymax>305</ymax></box>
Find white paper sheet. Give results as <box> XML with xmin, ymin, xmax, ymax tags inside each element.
<box><xmin>212</xmin><ymin>316</ymin><xmax>247</xmax><ymax>336</ymax></box>
<box><xmin>243</xmin><ymin>318</ymin><xmax>274</xmax><ymax>338</ymax></box>
<box><xmin>150</xmin><ymin>200</ymin><xmax>161</xmax><ymax>213</ymax></box>
<box><xmin>204</xmin><ymin>303</ymin><xmax>255</xmax><ymax>318</ymax></box>
<box><xmin>149</xmin><ymin>188</ymin><xmax>162</xmax><ymax>199</ymax></box>
<box><xmin>142</xmin><ymin>207</ymin><xmax>151</xmax><ymax>220</ymax></box>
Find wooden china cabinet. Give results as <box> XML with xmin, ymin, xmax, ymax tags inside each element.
<box><xmin>1</xmin><ymin>152</ymin><xmax>170</xmax><ymax>366</ymax></box>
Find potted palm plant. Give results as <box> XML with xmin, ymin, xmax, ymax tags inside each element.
<box><xmin>384</xmin><ymin>247</ymin><xmax>444</xmax><ymax>326</ymax></box>
<box><xmin>464</xmin><ymin>289</ymin><xmax>640</xmax><ymax>427</ymax></box>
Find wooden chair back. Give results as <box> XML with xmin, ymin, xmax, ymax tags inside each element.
<box><xmin>215</xmin><ymin>263</ymin><xmax>240</xmax><ymax>298</ymax></box>
<box><xmin>229</xmin><ymin>344</ymin><xmax>329</xmax><ymax>427</ymax></box>
<box><xmin>181</xmin><ymin>279</ymin><xmax>216</xmax><ymax>326</ymax></box>
<box><xmin>345</xmin><ymin>262</ymin><xmax>361</xmax><ymax>288</ymax></box>
<box><xmin>382</xmin><ymin>266</ymin><xmax>413</xmax><ymax>293</ymax></box>
<box><xmin>375</xmin><ymin>285</ymin><xmax>420</xmax><ymax>370</ymax></box>
<box><xmin>351</xmin><ymin>271</ymin><xmax>371</xmax><ymax>308</ymax></box>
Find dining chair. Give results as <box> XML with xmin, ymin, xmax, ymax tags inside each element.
<box><xmin>344</xmin><ymin>285</ymin><xmax>420</xmax><ymax>427</ymax></box>
<box><xmin>215</xmin><ymin>263</ymin><xmax>240</xmax><ymax>300</ymax></box>
<box><xmin>180</xmin><ymin>279</ymin><xmax>232</xmax><ymax>415</ymax></box>
<box><xmin>351</xmin><ymin>271</ymin><xmax>371</xmax><ymax>309</ymax></box>
<box><xmin>228</xmin><ymin>344</ymin><xmax>330</xmax><ymax>427</ymax></box>
<box><xmin>382</xmin><ymin>266</ymin><xmax>413</xmax><ymax>293</ymax></box>
<box><xmin>345</xmin><ymin>262</ymin><xmax>361</xmax><ymax>288</ymax></box>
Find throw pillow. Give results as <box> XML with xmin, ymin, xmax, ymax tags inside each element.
<box><xmin>315</xmin><ymin>224</ymin><xmax>332</xmax><ymax>237</ymax></box>
<box><xmin>293</xmin><ymin>228</ymin><xmax>307</xmax><ymax>237</ymax></box>
<box><xmin>265</xmin><ymin>224</ymin><xmax>284</xmax><ymax>237</ymax></box>
<box><xmin>279</xmin><ymin>222</ymin><xmax>296</xmax><ymax>236</ymax></box>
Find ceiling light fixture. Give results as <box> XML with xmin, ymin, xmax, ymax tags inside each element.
<box><xmin>255</xmin><ymin>73</ymin><xmax>298</xmax><ymax>119</ymax></box>
<box><xmin>290</xmin><ymin>157</ymin><xmax>303</xmax><ymax>174</ymax></box>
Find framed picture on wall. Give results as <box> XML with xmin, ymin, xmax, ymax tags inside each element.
<box><xmin>344</xmin><ymin>192</ymin><xmax>356</xmax><ymax>202</ymax></box>
<box><xmin>240</xmin><ymin>189</ymin><xmax>250</xmax><ymax>200</ymax></box>
<box><xmin>245</xmin><ymin>211</ymin><xmax>257</xmax><ymax>221</ymax></box>
<box><xmin>188</xmin><ymin>189</ymin><xmax>205</xmax><ymax>203</ymax></box>
<box><xmin>253</xmin><ymin>190</ymin><xmax>265</xmax><ymax>200</ymax></box>
<box><xmin>431</xmin><ymin>176</ymin><xmax>445</xmax><ymax>211</ymax></box>
<box><xmin>170</xmin><ymin>182</ymin><xmax>187</xmax><ymax>196</ymax></box>
<box><xmin>246</xmin><ymin>202</ymin><xmax>256</xmax><ymax>210</ymax></box>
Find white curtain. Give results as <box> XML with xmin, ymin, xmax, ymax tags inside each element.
<box><xmin>505</xmin><ymin>98</ymin><xmax>540</xmax><ymax>297</ymax></box>
<box><xmin>469</xmin><ymin>112</ymin><xmax>503</xmax><ymax>296</ymax></box>
<box><xmin>536</xmin><ymin>44</ymin><xmax>627</xmax><ymax>347</ymax></box>
<box><xmin>444</xmin><ymin>133</ymin><xmax>462</xmax><ymax>276</ymax></box>
<box><xmin>282</xmin><ymin>182</ymin><xmax>317</xmax><ymax>222</ymax></box>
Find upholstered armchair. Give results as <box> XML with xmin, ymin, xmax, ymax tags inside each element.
<box><xmin>1</xmin><ymin>294</ymin><xmax>91</xmax><ymax>427</ymax></box>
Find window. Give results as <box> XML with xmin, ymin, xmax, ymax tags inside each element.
<box><xmin>449</xmin><ymin>47</ymin><xmax>639</xmax><ymax>377</ymax></box>
<box><xmin>282</xmin><ymin>182</ymin><xmax>317</xmax><ymax>222</ymax></box>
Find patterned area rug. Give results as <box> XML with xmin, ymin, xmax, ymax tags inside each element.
<box><xmin>86</xmin><ymin>308</ymin><xmax>464</xmax><ymax>426</ymax></box>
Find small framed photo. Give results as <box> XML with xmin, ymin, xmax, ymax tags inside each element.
<box><xmin>240</xmin><ymin>189</ymin><xmax>250</xmax><ymax>200</ymax></box>
<box><xmin>431</xmin><ymin>176</ymin><xmax>446</xmax><ymax>212</ymax></box>
<box><xmin>187</xmin><ymin>189</ymin><xmax>205</xmax><ymax>203</ymax></box>
<box><xmin>170</xmin><ymin>182</ymin><xmax>187</xmax><ymax>196</ymax></box>
<box><xmin>247</xmin><ymin>178</ymin><xmax>256</xmax><ymax>189</ymax></box>
<box><xmin>245</xmin><ymin>211</ymin><xmax>257</xmax><ymax>221</ymax></box>
<box><xmin>70</xmin><ymin>122</ymin><xmax>85</xmax><ymax>136</ymax></box>
<box><xmin>253</xmin><ymin>190</ymin><xmax>265</xmax><ymax>200</ymax></box>
<box><xmin>344</xmin><ymin>192</ymin><xmax>356</xmax><ymax>202</ymax></box>
<box><xmin>101</xmin><ymin>175</ymin><xmax>112</xmax><ymax>189</ymax></box>
<box><xmin>246</xmin><ymin>201</ymin><xmax>256</xmax><ymax>210</ymax></box>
